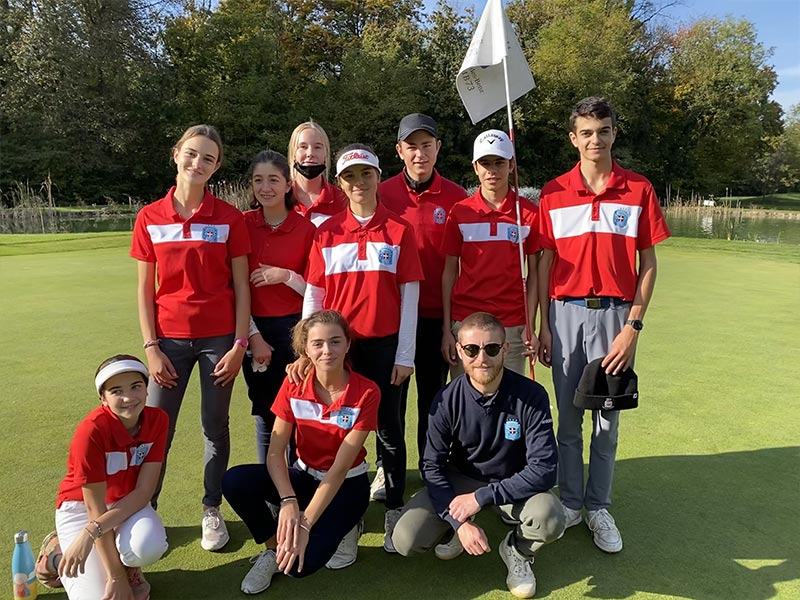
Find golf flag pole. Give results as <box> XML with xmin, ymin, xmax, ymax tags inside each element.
<box><xmin>457</xmin><ymin>0</ymin><xmax>537</xmax><ymax>377</ymax></box>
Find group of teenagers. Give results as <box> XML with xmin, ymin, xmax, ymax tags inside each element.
<box><xmin>43</xmin><ymin>96</ymin><xmax>671</xmax><ymax>600</ymax></box>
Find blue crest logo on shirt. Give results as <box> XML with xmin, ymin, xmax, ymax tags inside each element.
<box><xmin>129</xmin><ymin>443</ymin><xmax>153</xmax><ymax>467</ymax></box>
<box><xmin>201</xmin><ymin>225</ymin><xmax>219</xmax><ymax>242</ymax></box>
<box><xmin>612</xmin><ymin>209</ymin><xmax>630</xmax><ymax>230</ymax></box>
<box><xmin>378</xmin><ymin>245</ymin><xmax>394</xmax><ymax>265</ymax></box>
<box><xmin>504</xmin><ymin>418</ymin><xmax>521</xmax><ymax>441</ymax></box>
<box><xmin>335</xmin><ymin>407</ymin><xmax>356</xmax><ymax>430</ymax></box>
<box><xmin>507</xmin><ymin>225</ymin><xmax>519</xmax><ymax>243</ymax></box>
<box><xmin>433</xmin><ymin>206</ymin><xmax>446</xmax><ymax>225</ymax></box>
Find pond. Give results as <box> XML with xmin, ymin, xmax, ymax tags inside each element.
<box><xmin>665</xmin><ymin>210</ymin><xmax>800</xmax><ymax>245</ymax></box>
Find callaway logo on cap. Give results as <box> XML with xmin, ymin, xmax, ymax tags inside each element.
<box><xmin>473</xmin><ymin>129</ymin><xmax>514</xmax><ymax>162</ymax></box>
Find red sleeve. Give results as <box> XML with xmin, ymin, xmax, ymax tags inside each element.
<box><xmin>637</xmin><ymin>185</ymin><xmax>671</xmax><ymax>250</ymax></box>
<box><xmin>396</xmin><ymin>225</ymin><xmax>424</xmax><ymax>284</ymax></box>
<box><xmin>69</xmin><ymin>420</ymin><xmax>108</xmax><ymax>485</ymax></box>
<box><xmin>441</xmin><ymin>207</ymin><xmax>463</xmax><ymax>256</ymax></box>
<box><xmin>270</xmin><ymin>378</ymin><xmax>296</xmax><ymax>423</ymax></box>
<box><xmin>299</xmin><ymin>221</ymin><xmax>317</xmax><ymax>274</ymax></box>
<box><xmin>524</xmin><ymin>202</ymin><xmax>541</xmax><ymax>254</ymax></box>
<box><xmin>144</xmin><ymin>408</ymin><xmax>169</xmax><ymax>464</ymax></box>
<box><xmin>353</xmin><ymin>381</ymin><xmax>380</xmax><ymax>432</ymax></box>
<box><xmin>305</xmin><ymin>236</ymin><xmax>326</xmax><ymax>288</ymax></box>
<box><xmin>537</xmin><ymin>192</ymin><xmax>557</xmax><ymax>251</ymax></box>
<box><xmin>227</xmin><ymin>210</ymin><xmax>251</xmax><ymax>258</ymax></box>
<box><xmin>130</xmin><ymin>209</ymin><xmax>155</xmax><ymax>262</ymax></box>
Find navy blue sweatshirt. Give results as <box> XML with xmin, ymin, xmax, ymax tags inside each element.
<box><xmin>422</xmin><ymin>368</ymin><xmax>557</xmax><ymax>529</ymax></box>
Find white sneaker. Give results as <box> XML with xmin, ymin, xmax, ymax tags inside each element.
<box><xmin>499</xmin><ymin>531</ymin><xmax>536</xmax><ymax>598</ymax></box>
<box><xmin>383</xmin><ymin>508</ymin><xmax>401</xmax><ymax>553</ymax></box>
<box><xmin>586</xmin><ymin>509</ymin><xmax>623</xmax><ymax>553</ymax></box>
<box><xmin>370</xmin><ymin>467</ymin><xmax>386</xmax><ymax>501</ymax></box>
<box><xmin>325</xmin><ymin>520</ymin><xmax>363</xmax><ymax>569</ymax></box>
<box><xmin>434</xmin><ymin>531</ymin><xmax>464</xmax><ymax>560</ymax></box>
<box><xmin>201</xmin><ymin>506</ymin><xmax>230</xmax><ymax>551</ymax></box>
<box><xmin>563</xmin><ymin>503</ymin><xmax>583</xmax><ymax>528</ymax></box>
<box><xmin>241</xmin><ymin>549</ymin><xmax>278</xmax><ymax>594</ymax></box>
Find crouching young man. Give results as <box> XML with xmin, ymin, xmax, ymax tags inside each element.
<box><xmin>392</xmin><ymin>312</ymin><xmax>564</xmax><ymax>598</ymax></box>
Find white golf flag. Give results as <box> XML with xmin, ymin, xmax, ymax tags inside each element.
<box><xmin>456</xmin><ymin>0</ymin><xmax>535</xmax><ymax>124</ymax></box>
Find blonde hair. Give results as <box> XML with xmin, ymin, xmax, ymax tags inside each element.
<box><xmin>287</xmin><ymin>121</ymin><xmax>331</xmax><ymax>182</ymax></box>
<box><xmin>172</xmin><ymin>124</ymin><xmax>223</xmax><ymax>166</ymax></box>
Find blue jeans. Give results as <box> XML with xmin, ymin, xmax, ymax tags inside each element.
<box><xmin>242</xmin><ymin>314</ymin><xmax>300</xmax><ymax>463</ymax></box>
<box><xmin>146</xmin><ymin>334</ymin><xmax>235</xmax><ymax>508</ymax></box>
<box><xmin>222</xmin><ymin>463</ymin><xmax>369</xmax><ymax>578</ymax></box>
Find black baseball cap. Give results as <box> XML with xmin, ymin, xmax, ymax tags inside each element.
<box><xmin>573</xmin><ymin>358</ymin><xmax>639</xmax><ymax>411</ymax></box>
<box><xmin>397</xmin><ymin>113</ymin><xmax>438</xmax><ymax>142</ymax></box>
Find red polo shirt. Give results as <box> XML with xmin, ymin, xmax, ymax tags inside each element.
<box><xmin>56</xmin><ymin>405</ymin><xmax>168</xmax><ymax>508</ymax></box>
<box><xmin>538</xmin><ymin>162</ymin><xmax>671</xmax><ymax>300</ymax></box>
<box><xmin>380</xmin><ymin>171</ymin><xmax>468</xmax><ymax>319</ymax></box>
<box><xmin>442</xmin><ymin>189</ymin><xmax>540</xmax><ymax>326</ymax></box>
<box><xmin>306</xmin><ymin>203</ymin><xmax>424</xmax><ymax>339</ymax></box>
<box><xmin>244</xmin><ymin>209</ymin><xmax>316</xmax><ymax>317</ymax></box>
<box><xmin>271</xmin><ymin>368</ymin><xmax>379</xmax><ymax>471</ymax></box>
<box><xmin>130</xmin><ymin>187</ymin><xmax>251</xmax><ymax>338</ymax></box>
<box><xmin>293</xmin><ymin>180</ymin><xmax>347</xmax><ymax>227</ymax></box>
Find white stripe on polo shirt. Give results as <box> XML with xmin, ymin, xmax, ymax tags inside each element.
<box><xmin>550</xmin><ymin>203</ymin><xmax>642</xmax><ymax>240</ymax></box>
<box><xmin>146</xmin><ymin>223</ymin><xmax>231</xmax><ymax>244</ymax></box>
<box><xmin>106</xmin><ymin>451</ymin><xmax>128</xmax><ymax>476</ymax></box>
<box><xmin>309</xmin><ymin>213</ymin><xmax>333</xmax><ymax>227</ymax></box>
<box><xmin>289</xmin><ymin>398</ymin><xmax>362</xmax><ymax>430</ymax></box>
<box><xmin>458</xmin><ymin>222</ymin><xmax>531</xmax><ymax>243</ymax></box>
<box><xmin>321</xmin><ymin>242</ymin><xmax>401</xmax><ymax>275</ymax></box>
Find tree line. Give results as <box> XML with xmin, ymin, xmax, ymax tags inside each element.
<box><xmin>1</xmin><ymin>0</ymin><xmax>798</xmax><ymax>206</ymax></box>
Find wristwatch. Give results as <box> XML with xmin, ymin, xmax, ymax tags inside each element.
<box><xmin>234</xmin><ymin>337</ymin><xmax>249</xmax><ymax>349</ymax></box>
<box><xmin>626</xmin><ymin>319</ymin><xmax>644</xmax><ymax>331</ymax></box>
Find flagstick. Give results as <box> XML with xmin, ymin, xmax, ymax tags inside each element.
<box><xmin>501</xmin><ymin>54</ymin><xmax>535</xmax><ymax>379</ymax></box>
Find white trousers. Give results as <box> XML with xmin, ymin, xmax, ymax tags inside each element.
<box><xmin>55</xmin><ymin>501</ymin><xmax>168</xmax><ymax>600</ymax></box>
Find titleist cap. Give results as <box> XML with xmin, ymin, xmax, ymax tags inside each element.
<box><xmin>335</xmin><ymin>149</ymin><xmax>382</xmax><ymax>177</ymax></box>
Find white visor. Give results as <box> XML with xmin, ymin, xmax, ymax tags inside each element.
<box><xmin>335</xmin><ymin>149</ymin><xmax>381</xmax><ymax>177</ymax></box>
<box><xmin>95</xmin><ymin>360</ymin><xmax>150</xmax><ymax>394</ymax></box>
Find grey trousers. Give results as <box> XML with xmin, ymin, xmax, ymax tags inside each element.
<box><xmin>550</xmin><ymin>299</ymin><xmax>631</xmax><ymax>512</ymax></box>
<box><xmin>146</xmin><ymin>334</ymin><xmax>235</xmax><ymax>508</ymax></box>
<box><xmin>392</xmin><ymin>469</ymin><xmax>565</xmax><ymax>558</ymax></box>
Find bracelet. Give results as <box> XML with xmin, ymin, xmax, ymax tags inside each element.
<box><xmin>85</xmin><ymin>520</ymin><xmax>103</xmax><ymax>540</ymax></box>
<box><xmin>143</xmin><ymin>339</ymin><xmax>160</xmax><ymax>349</ymax></box>
<box><xmin>298</xmin><ymin>522</ymin><xmax>311</xmax><ymax>533</ymax></box>
<box><xmin>279</xmin><ymin>495</ymin><xmax>297</xmax><ymax>504</ymax></box>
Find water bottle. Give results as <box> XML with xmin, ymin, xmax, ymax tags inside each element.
<box><xmin>12</xmin><ymin>531</ymin><xmax>38</xmax><ymax>599</ymax></box>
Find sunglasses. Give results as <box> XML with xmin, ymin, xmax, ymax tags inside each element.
<box><xmin>459</xmin><ymin>343</ymin><xmax>503</xmax><ymax>358</ymax></box>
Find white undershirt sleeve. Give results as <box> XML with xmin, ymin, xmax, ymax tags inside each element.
<box><xmin>302</xmin><ymin>284</ymin><xmax>325</xmax><ymax>318</ymax></box>
<box><xmin>283</xmin><ymin>269</ymin><xmax>307</xmax><ymax>296</ymax></box>
<box><xmin>395</xmin><ymin>281</ymin><xmax>419</xmax><ymax>368</ymax></box>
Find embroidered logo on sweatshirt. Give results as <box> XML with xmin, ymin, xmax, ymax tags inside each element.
<box><xmin>504</xmin><ymin>418</ymin><xmax>521</xmax><ymax>441</ymax></box>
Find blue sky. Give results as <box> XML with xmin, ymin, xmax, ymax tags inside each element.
<box><xmin>443</xmin><ymin>0</ymin><xmax>800</xmax><ymax>115</ymax></box>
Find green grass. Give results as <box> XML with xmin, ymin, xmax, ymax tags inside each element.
<box><xmin>1</xmin><ymin>235</ymin><xmax>798</xmax><ymax>599</ymax></box>
<box><xmin>725</xmin><ymin>192</ymin><xmax>800</xmax><ymax>211</ymax></box>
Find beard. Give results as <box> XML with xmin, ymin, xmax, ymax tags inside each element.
<box><xmin>465</xmin><ymin>361</ymin><xmax>503</xmax><ymax>387</ymax></box>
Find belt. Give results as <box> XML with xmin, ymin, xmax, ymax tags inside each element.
<box><xmin>295</xmin><ymin>458</ymin><xmax>369</xmax><ymax>481</ymax></box>
<box><xmin>563</xmin><ymin>297</ymin><xmax>627</xmax><ymax>309</ymax></box>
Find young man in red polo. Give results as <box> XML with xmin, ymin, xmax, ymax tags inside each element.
<box><xmin>441</xmin><ymin>129</ymin><xmax>539</xmax><ymax>378</ymax></box>
<box><xmin>537</xmin><ymin>97</ymin><xmax>671</xmax><ymax>553</ymax></box>
<box><xmin>378</xmin><ymin>114</ymin><xmax>468</xmax><ymax>497</ymax></box>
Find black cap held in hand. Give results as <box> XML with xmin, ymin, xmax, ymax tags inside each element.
<box><xmin>397</xmin><ymin>113</ymin><xmax>438</xmax><ymax>142</ymax></box>
<box><xmin>573</xmin><ymin>358</ymin><xmax>639</xmax><ymax>411</ymax></box>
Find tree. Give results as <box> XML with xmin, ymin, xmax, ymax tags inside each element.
<box><xmin>665</xmin><ymin>17</ymin><xmax>781</xmax><ymax>194</ymax></box>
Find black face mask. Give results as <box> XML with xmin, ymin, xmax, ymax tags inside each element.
<box><xmin>293</xmin><ymin>163</ymin><xmax>326</xmax><ymax>180</ymax></box>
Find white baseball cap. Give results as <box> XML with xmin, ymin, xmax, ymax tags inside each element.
<box><xmin>335</xmin><ymin>148</ymin><xmax>382</xmax><ymax>177</ymax></box>
<box><xmin>473</xmin><ymin>129</ymin><xmax>514</xmax><ymax>162</ymax></box>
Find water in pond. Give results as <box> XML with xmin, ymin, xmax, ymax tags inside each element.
<box><xmin>665</xmin><ymin>210</ymin><xmax>800</xmax><ymax>245</ymax></box>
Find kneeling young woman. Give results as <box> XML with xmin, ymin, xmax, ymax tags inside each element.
<box><xmin>223</xmin><ymin>310</ymin><xmax>379</xmax><ymax>594</ymax></box>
